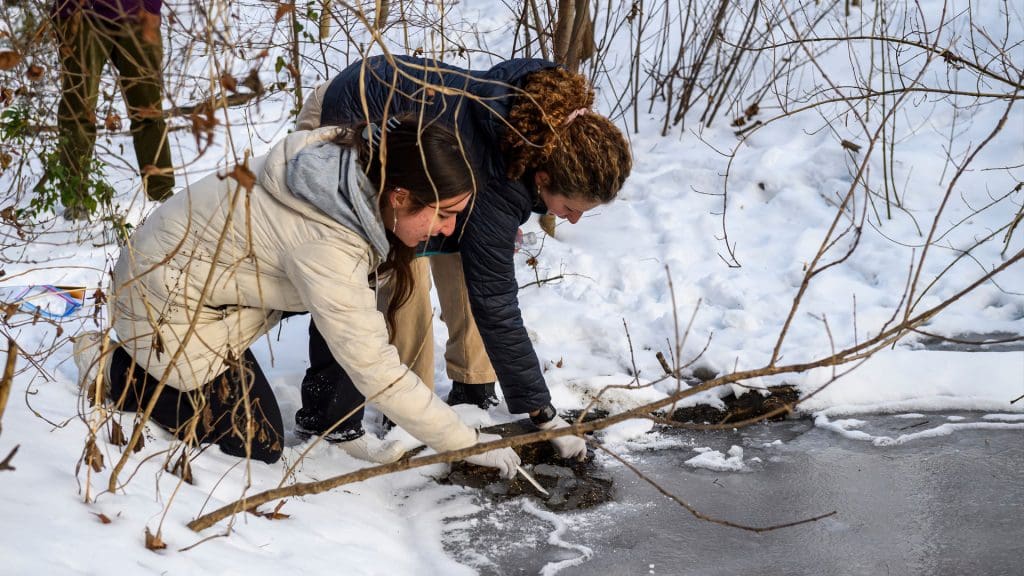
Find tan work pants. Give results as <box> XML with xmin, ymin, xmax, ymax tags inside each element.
<box><xmin>378</xmin><ymin>253</ymin><xmax>496</xmax><ymax>390</ymax></box>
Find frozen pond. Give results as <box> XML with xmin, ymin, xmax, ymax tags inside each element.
<box><xmin>444</xmin><ymin>413</ymin><xmax>1023</xmax><ymax>575</ymax></box>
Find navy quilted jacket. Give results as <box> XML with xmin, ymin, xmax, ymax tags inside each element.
<box><xmin>320</xmin><ymin>55</ymin><xmax>558</xmax><ymax>413</ymax></box>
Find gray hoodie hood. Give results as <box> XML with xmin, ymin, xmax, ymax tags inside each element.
<box><xmin>287</xmin><ymin>142</ymin><xmax>390</xmax><ymax>260</ymax></box>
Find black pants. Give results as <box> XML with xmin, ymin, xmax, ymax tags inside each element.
<box><xmin>294</xmin><ymin>319</ymin><xmax>367</xmax><ymax>441</ymax></box>
<box><xmin>108</xmin><ymin>346</ymin><xmax>284</xmax><ymax>464</ymax></box>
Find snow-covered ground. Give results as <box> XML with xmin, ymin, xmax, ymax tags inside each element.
<box><xmin>1</xmin><ymin>0</ymin><xmax>1022</xmax><ymax>573</ymax></box>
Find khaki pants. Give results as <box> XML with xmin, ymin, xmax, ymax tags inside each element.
<box><xmin>55</xmin><ymin>13</ymin><xmax>175</xmax><ymax>203</ymax></box>
<box><xmin>379</xmin><ymin>253</ymin><xmax>496</xmax><ymax>390</ymax></box>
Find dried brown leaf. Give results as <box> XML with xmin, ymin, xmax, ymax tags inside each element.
<box><xmin>93</xmin><ymin>512</ymin><xmax>112</xmax><ymax>524</ymax></box>
<box><xmin>241</xmin><ymin>68</ymin><xmax>264</xmax><ymax>95</ymax></box>
<box><xmin>167</xmin><ymin>451</ymin><xmax>194</xmax><ymax>484</ymax></box>
<box><xmin>2</xmin><ymin>302</ymin><xmax>17</xmax><ymax>322</ymax></box>
<box><xmin>274</xmin><ymin>2</ymin><xmax>295</xmax><ymax>22</ymax></box>
<box><xmin>85</xmin><ymin>437</ymin><xmax>104</xmax><ymax>472</ymax></box>
<box><xmin>92</xmin><ymin>287</ymin><xmax>106</xmax><ymax>324</ymax></box>
<box><xmin>189</xmin><ymin>109</ymin><xmax>218</xmax><ymax>146</ymax></box>
<box><xmin>220</xmin><ymin>73</ymin><xmax>237</xmax><ymax>93</ymax></box>
<box><xmin>152</xmin><ymin>331</ymin><xmax>164</xmax><ymax>358</ymax></box>
<box><xmin>25</xmin><ymin>64</ymin><xmax>43</xmax><ymax>82</ymax></box>
<box><xmin>0</xmin><ymin>51</ymin><xmax>21</xmax><ymax>71</ymax></box>
<box><xmin>109</xmin><ymin>421</ymin><xmax>127</xmax><ymax>446</ymax></box>
<box><xmin>144</xmin><ymin>527</ymin><xmax>166</xmax><ymax>550</ymax></box>
<box><xmin>225</xmin><ymin>164</ymin><xmax>256</xmax><ymax>192</ymax></box>
<box><xmin>104</xmin><ymin>113</ymin><xmax>122</xmax><ymax>132</ymax></box>
<box><xmin>90</xmin><ymin>288</ymin><xmax>105</xmax><ymax>306</ymax></box>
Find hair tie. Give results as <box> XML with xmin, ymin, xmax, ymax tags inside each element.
<box><xmin>563</xmin><ymin>108</ymin><xmax>589</xmax><ymax>126</ymax></box>
<box><xmin>361</xmin><ymin>117</ymin><xmax>401</xmax><ymax>147</ymax></box>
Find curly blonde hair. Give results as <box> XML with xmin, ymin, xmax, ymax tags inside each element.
<box><xmin>504</xmin><ymin>67</ymin><xmax>631</xmax><ymax>203</ymax></box>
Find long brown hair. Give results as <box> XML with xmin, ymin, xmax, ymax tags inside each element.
<box><xmin>504</xmin><ymin>67</ymin><xmax>631</xmax><ymax>203</ymax></box>
<box><xmin>336</xmin><ymin>118</ymin><xmax>477</xmax><ymax>327</ymax></box>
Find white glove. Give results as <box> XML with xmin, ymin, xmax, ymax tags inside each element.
<box><xmin>464</xmin><ymin>432</ymin><xmax>521</xmax><ymax>479</ymax></box>
<box><xmin>538</xmin><ymin>416</ymin><xmax>588</xmax><ymax>461</ymax></box>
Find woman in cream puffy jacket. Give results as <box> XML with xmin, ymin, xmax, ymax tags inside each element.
<box><xmin>83</xmin><ymin>120</ymin><xmax>520</xmax><ymax>474</ymax></box>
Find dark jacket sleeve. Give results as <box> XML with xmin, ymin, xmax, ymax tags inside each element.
<box><xmin>458</xmin><ymin>180</ymin><xmax>550</xmax><ymax>413</ymax></box>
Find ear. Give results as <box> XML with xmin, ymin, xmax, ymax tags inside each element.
<box><xmin>534</xmin><ymin>171</ymin><xmax>551</xmax><ymax>187</ymax></box>
<box><xmin>389</xmin><ymin>187</ymin><xmax>410</xmax><ymax>208</ymax></box>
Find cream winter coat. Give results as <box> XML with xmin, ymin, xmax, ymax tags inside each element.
<box><xmin>110</xmin><ymin>127</ymin><xmax>478</xmax><ymax>453</ymax></box>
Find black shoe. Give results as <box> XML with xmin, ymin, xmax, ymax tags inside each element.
<box><xmin>446</xmin><ymin>381</ymin><xmax>499</xmax><ymax>410</ymax></box>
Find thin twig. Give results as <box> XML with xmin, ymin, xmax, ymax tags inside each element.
<box><xmin>596</xmin><ymin>444</ymin><xmax>836</xmax><ymax>533</ymax></box>
<box><xmin>0</xmin><ymin>339</ymin><xmax>16</xmax><ymax>436</ymax></box>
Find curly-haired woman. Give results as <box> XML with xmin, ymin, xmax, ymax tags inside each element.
<box><xmin>294</xmin><ymin>56</ymin><xmax>632</xmax><ymax>461</ymax></box>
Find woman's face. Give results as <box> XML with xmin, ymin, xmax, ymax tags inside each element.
<box><xmin>387</xmin><ymin>189</ymin><xmax>473</xmax><ymax>247</ymax></box>
<box><xmin>535</xmin><ymin>171</ymin><xmax>601</xmax><ymax>224</ymax></box>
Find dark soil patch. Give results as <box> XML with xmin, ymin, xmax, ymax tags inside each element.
<box><xmin>669</xmin><ymin>385</ymin><xmax>799</xmax><ymax>424</ymax></box>
<box><xmin>442</xmin><ymin>419</ymin><xmax>613</xmax><ymax>512</ymax></box>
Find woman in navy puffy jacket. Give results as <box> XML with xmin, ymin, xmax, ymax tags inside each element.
<box><xmin>294</xmin><ymin>55</ymin><xmax>632</xmax><ymax>461</ymax></box>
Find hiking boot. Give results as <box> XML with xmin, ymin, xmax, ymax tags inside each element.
<box><xmin>446</xmin><ymin>381</ymin><xmax>499</xmax><ymax>410</ymax></box>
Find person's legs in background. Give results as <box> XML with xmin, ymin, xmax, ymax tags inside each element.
<box><xmin>430</xmin><ymin>252</ymin><xmax>499</xmax><ymax>409</ymax></box>
<box><xmin>54</xmin><ymin>13</ymin><xmax>108</xmax><ymax>219</ymax></box>
<box><xmin>379</xmin><ymin>257</ymin><xmax>435</xmax><ymax>388</ymax></box>
<box><xmin>108</xmin><ymin>18</ymin><xmax>174</xmax><ymax>201</ymax></box>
